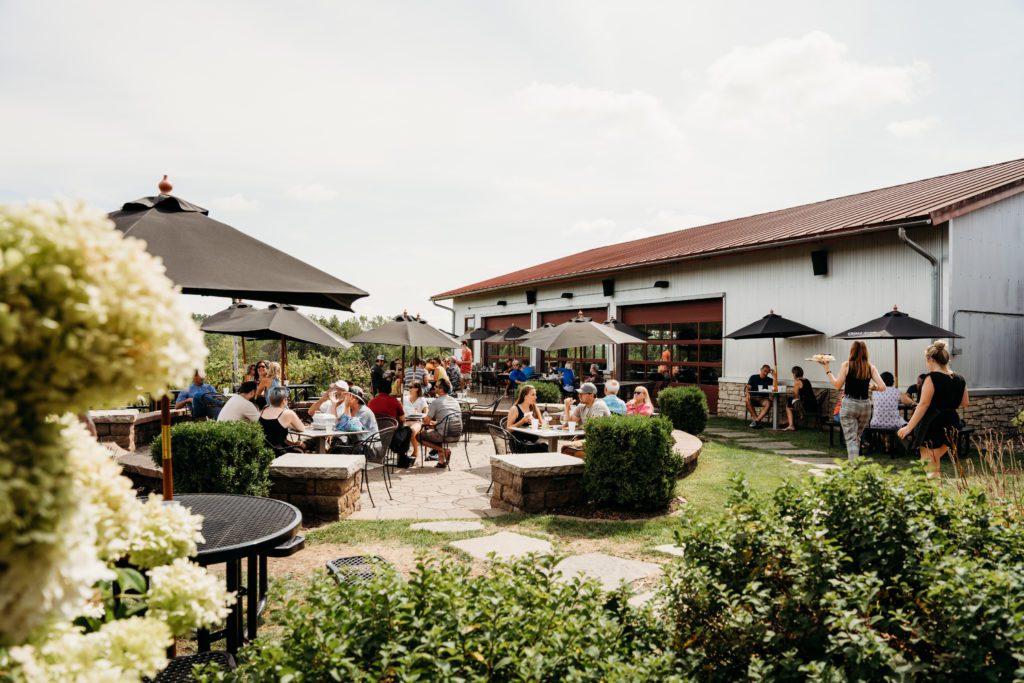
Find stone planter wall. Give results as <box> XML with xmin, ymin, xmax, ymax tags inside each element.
<box><xmin>490</xmin><ymin>453</ymin><xmax>585</xmax><ymax>513</ymax></box>
<box><xmin>962</xmin><ymin>394</ymin><xmax>1023</xmax><ymax>433</ymax></box>
<box><xmin>92</xmin><ymin>408</ymin><xmax>190</xmax><ymax>451</ymax></box>
<box><xmin>268</xmin><ymin>453</ymin><xmax>365</xmax><ymax>522</ymax></box>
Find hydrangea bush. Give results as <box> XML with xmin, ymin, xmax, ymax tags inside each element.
<box><xmin>0</xmin><ymin>201</ymin><xmax>232</xmax><ymax>682</ymax></box>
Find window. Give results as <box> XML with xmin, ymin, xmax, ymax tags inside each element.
<box><xmin>619</xmin><ymin>300</ymin><xmax>723</xmax><ymax>389</ymax></box>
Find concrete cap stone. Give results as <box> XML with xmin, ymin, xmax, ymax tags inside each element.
<box><xmin>449</xmin><ymin>531</ymin><xmax>553</xmax><ymax>561</ymax></box>
<box><xmin>270</xmin><ymin>453</ymin><xmax>365</xmax><ymax>479</ymax></box>
<box><xmin>554</xmin><ymin>552</ymin><xmax>662</xmax><ymax>591</ymax></box>
<box><xmin>89</xmin><ymin>409</ymin><xmax>140</xmax><ymax>423</ymax></box>
<box><xmin>489</xmin><ymin>453</ymin><xmax>585</xmax><ymax>477</ymax></box>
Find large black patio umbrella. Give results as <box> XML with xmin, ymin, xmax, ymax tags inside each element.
<box><xmin>350</xmin><ymin>312</ymin><xmax>457</xmax><ymax>373</ymax></box>
<box><xmin>109</xmin><ymin>177</ymin><xmax>368</xmax><ymax>311</ymax></box>
<box><xmin>486</xmin><ymin>325</ymin><xmax>530</xmax><ymax>343</ymax></box>
<box><xmin>458</xmin><ymin>328</ymin><xmax>495</xmax><ymax>342</ymax></box>
<box><xmin>519</xmin><ymin>313</ymin><xmax>647</xmax><ymax>378</ymax></box>
<box><xmin>602</xmin><ymin>317</ymin><xmax>649</xmax><ymax>340</ymax></box>
<box><xmin>201</xmin><ymin>303</ymin><xmax>351</xmax><ymax>382</ymax></box>
<box><xmin>726</xmin><ymin>310</ymin><xmax>823</xmax><ymax>391</ymax></box>
<box><xmin>832</xmin><ymin>306</ymin><xmax>962</xmax><ymax>386</ymax></box>
<box><xmin>109</xmin><ymin>177</ymin><xmax>367</xmax><ymax>500</ymax></box>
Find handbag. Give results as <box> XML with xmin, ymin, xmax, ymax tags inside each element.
<box><xmin>335</xmin><ymin>414</ymin><xmax>364</xmax><ymax>432</ymax></box>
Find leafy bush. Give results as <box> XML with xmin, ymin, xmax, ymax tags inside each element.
<box><xmin>658</xmin><ymin>464</ymin><xmax>1024</xmax><ymax>681</ymax></box>
<box><xmin>150</xmin><ymin>421</ymin><xmax>275</xmax><ymax>496</ymax></box>
<box><xmin>656</xmin><ymin>386</ymin><xmax>708</xmax><ymax>434</ymax></box>
<box><xmin>582</xmin><ymin>415</ymin><xmax>681</xmax><ymax>510</ymax></box>
<box><xmin>287</xmin><ymin>352</ymin><xmax>370</xmax><ymax>392</ymax></box>
<box><xmin>525</xmin><ymin>379</ymin><xmax>561</xmax><ymax>405</ymax></box>
<box><xmin>199</xmin><ymin>555</ymin><xmax>679</xmax><ymax>682</ymax></box>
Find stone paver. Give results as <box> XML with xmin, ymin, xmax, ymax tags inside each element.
<box><xmin>554</xmin><ymin>552</ymin><xmax>662</xmax><ymax>591</ymax></box>
<box><xmin>450</xmin><ymin>531</ymin><xmax>553</xmax><ymax>561</ymax></box>
<box><xmin>736</xmin><ymin>440</ymin><xmax>797</xmax><ymax>449</ymax></box>
<box><xmin>786</xmin><ymin>457</ymin><xmax>841</xmax><ymax>468</ymax></box>
<box><xmin>628</xmin><ymin>591</ymin><xmax>656</xmax><ymax>608</ymax></box>
<box><xmin>349</xmin><ymin>432</ymin><xmax>506</xmax><ymax>520</ymax></box>
<box><xmin>704</xmin><ymin>429</ymin><xmax>753</xmax><ymax>438</ymax></box>
<box><xmin>409</xmin><ymin>521</ymin><xmax>485</xmax><ymax>533</ymax></box>
<box><xmin>808</xmin><ymin>468</ymin><xmax>829</xmax><ymax>477</ymax></box>
<box><xmin>653</xmin><ymin>544</ymin><xmax>685</xmax><ymax>557</ymax></box>
<box><xmin>774</xmin><ymin>448</ymin><xmax>827</xmax><ymax>456</ymax></box>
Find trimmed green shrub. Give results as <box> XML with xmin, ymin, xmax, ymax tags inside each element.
<box><xmin>659</xmin><ymin>464</ymin><xmax>1024</xmax><ymax>681</ymax></box>
<box><xmin>656</xmin><ymin>386</ymin><xmax>708</xmax><ymax>434</ymax></box>
<box><xmin>582</xmin><ymin>415</ymin><xmax>681</xmax><ymax>510</ymax></box>
<box><xmin>198</xmin><ymin>555</ymin><xmax>679</xmax><ymax>682</ymax></box>
<box><xmin>150</xmin><ymin>421</ymin><xmax>275</xmax><ymax>496</ymax></box>
<box><xmin>524</xmin><ymin>379</ymin><xmax>561</xmax><ymax>405</ymax></box>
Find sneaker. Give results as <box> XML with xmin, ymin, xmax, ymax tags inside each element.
<box><xmin>426</xmin><ymin>452</ymin><xmax>439</xmax><ymax>461</ymax></box>
<box><xmin>428</xmin><ymin>449</ymin><xmax>438</xmax><ymax>456</ymax></box>
<box><xmin>749</xmin><ymin>421</ymin><xmax>762</xmax><ymax>429</ymax></box>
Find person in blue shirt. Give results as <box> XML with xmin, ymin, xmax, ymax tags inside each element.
<box><xmin>175</xmin><ymin>370</ymin><xmax>220</xmax><ymax>419</ymax></box>
<box><xmin>508</xmin><ymin>360</ymin><xmax>527</xmax><ymax>392</ymax></box>
<box><xmin>557</xmin><ymin>362</ymin><xmax>576</xmax><ymax>392</ymax></box>
<box><xmin>602</xmin><ymin>379</ymin><xmax>627</xmax><ymax>415</ymax></box>
<box><xmin>521</xmin><ymin>361</ymin><xmax>535</xmax><ymax>380</ymax></box>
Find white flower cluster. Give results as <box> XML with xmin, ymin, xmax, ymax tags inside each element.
<box><xmin>127</xmin><ymin>494</ymin><xmax>205</xmax><ymax>569</ymax></box>
<box><xmin>148</xmin><ymin>558</ymin><xmax>235</xmax><ymax>635</ymax></box>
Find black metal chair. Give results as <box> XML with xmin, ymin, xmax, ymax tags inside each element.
<box><xmin>326</xmin><ymin>555</ymin><xmax>394</xmax><ymax>586</ymax></box>
<box><xmin>359</xmin><ymin>426</ymin><xmax>397</xmax><ymax>507</ymax></box>
<box><xmin>468</xmin><ymin>396</ymin><xmax>503</xmax><ymax>433</ymax></box>
<box><xmin>149</xmin><ymin>651</ymin><xmax>236</xmax><ymax>682</ymax></box>
<box><xmin>498</xmin><ymin>417</ymin><xmax>547</xmax><ymax>454</ymax></box>
<box><xmin>422</xmin><ymin>412</ymin><xmax>463</xmax><ymax>470</ymax></box>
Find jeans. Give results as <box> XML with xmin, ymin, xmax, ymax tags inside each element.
<box><xmin>840</xmin><ymin>397</ymin><xmax>873</xmax><ymax>461</ymax></box>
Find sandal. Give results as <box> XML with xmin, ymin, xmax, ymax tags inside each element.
<box><xmin>435</xmin><ymin>461</ymin><xmax>447</xmax><ymax>469</ymax></box>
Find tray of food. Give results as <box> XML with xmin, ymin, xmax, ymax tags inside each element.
<box><xmin>806</xmin><ymin>354</ymin><xmax>836</xmax><ymax>363</ymax></box>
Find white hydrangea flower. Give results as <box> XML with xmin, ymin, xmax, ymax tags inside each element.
<box><xmin>148</xmin><ymin>558</ymin><xmax>235</xmax><ymax>635</ymax></box>
<box><xmin>127</xmin><ymin>495</ymin><xmax>205</xmax><ymax>569</ymax></box>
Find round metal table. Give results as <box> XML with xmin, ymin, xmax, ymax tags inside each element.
<box><xmin>175</xmin><ymin>494</ymin><xmax>302</xmax><ymax>654</ymax></box>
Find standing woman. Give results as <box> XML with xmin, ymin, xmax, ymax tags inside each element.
<box><xmin>822</xmin><ymin>341</ymin><xmax>886</xmax><ymax>462</ymax></box>
<box><xmin>897</xmin><ymin>341</ymin><xmax>968</xmax><ymax>478</ymax></box>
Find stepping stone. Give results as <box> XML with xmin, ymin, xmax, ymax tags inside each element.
<box><xmin>704</xmin><ymin>429</ymin><xmax>751</xmax><ymax>438</ymax></box>
<box><xmin>628</xmin><ymin>591</ymin><xmax>656</xmax><ymax>608</ymax></box>
<box><xmin>808</xmin><ymin>468</ymin><xmax>829</xmax><ymax>477</ymax></box>
<box><xmin>653</xmin><ymin>544</ymin><xmax>685</xmax><ymax>558</ymax></box>
<box><xmin>554</xmin><ymin>552</ymin><xmax>662</xmax><ymax>591</ymax></box>
<box><xmin>449</xmin><ymin>531</ymin><xmax>552</xmax><ymax>561</ymax></box>
<box><xmin>775</xmin><ymin>449</ymin><xmax>827</xmax><ymax>456</ymax></box>
<box><xmin>410</xmin><ymin>521</ymin><xmax>484</xmax><ymax>533</ymax></box>
<box><xmin>786</xmin><ymin>457</ymin><xmax>841</xmax><ymax>468</ymax></box>
<box><xmin>738</xmin><ymin>441</ymin><xmax>797</xmax><ymax>450</ymax></box>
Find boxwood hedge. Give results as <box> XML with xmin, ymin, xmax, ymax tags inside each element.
<box><xmin>150</xmin><ymin>420</ymin><xmax>275</xmax><ymax>496</ymax></box>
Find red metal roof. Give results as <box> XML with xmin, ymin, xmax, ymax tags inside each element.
<box><xmin>433</xmin><ymin>158</ymin><xmax>1024</xmax><ymax>300</ymax></box>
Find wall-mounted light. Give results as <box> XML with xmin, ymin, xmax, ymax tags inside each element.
<box><xmin>653</xmin><ymin>280</ymin><xmax>669</xmax><ymax>289</ymax></box>
<box><xmin>560</xmin><ymin>292</ymin><xmax>574</xmax><ymax>299</ymax></box>
<box><xmin>526</xmin><ymin>290</ymin><xmax>537</xmax><ymax>305</ymax></box>
<box><xmin>496</xmin><ymin>300</ymin><xmax>507</xmax><ymax>306</ymax></box>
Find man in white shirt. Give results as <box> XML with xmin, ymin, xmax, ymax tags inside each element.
<box><xmin>307</xmin><ymin>380</ymin><xmax>349</xmax><ymax>419</ymax></box>
<box><xmin>217</xmin><ymin>382</ymin><xmax>260</xmax><ymax>423</ymax></box>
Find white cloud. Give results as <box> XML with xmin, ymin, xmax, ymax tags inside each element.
<box><xmin>568</xmin><ymin>217</ymin><xmax>617</xmax><ymax>237</ymax></box>
<box><xmin>886</xmin><ymin>116</ymin><xmax>940</xmax><ymax>137</ymax></box>
<box><xmin>286</xmin><ymin>183</ymin><xmax>337</xmax><ymax>202</ymax></box>
<box><xmin>518</xmin><ymin>82</ymin><xmax>682</xmax><ymax>140</ymax></box>
<box><xmin>207</xmin><ymin>193</ymin><xmax>259</xmax><ymax>212</ymax></box>
<box><xmin>691</xmin><ymin>31</ymin><xmax>930</xmax><ymax>131</ymax></box>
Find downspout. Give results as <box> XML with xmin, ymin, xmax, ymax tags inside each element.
<box><xmin>897</xmin><ymin>226</ymin><xmax>939</xmax><ymax>324</ymax></box>
<box><xmin>432</xmin><ymin>300</ymin><xmax>456</xmax><ymax>335</ymax></box>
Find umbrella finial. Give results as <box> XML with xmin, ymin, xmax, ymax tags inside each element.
<box><xmin>158</xmin><ymin>175</ymin><xmax>173</xmax><ymax>195</ymax></box>
<box><xmin>769</xmin><ymin>309</ymin><xmax>775</xmax><ymax>314</ymax></box>
<box><xmin>892</xmin><ymin>304</ymin><xmax>899</xmax><ymax>311</ymax></box>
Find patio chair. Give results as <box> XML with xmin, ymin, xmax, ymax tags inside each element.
<box><xmin>460</xmin><ymin>404</ymin><xmax>475</xmax><ymax>467</ymax></box>
<box><xmin>359</xmin><ymin>426</ymin><xmax>396</xmax><ymax>507</ymax></box>
<box><xmin>804</xmin><ymin>389</ymin><xmax>829</xmax><ymax>431</ymax></box>
<box><xmin>482</xmin><ymin>370</ymin><xmax>498</xmax><ymax>395</ymax></box>
<box><xmin>486</xmin><ymin>423</ymin><xmax>510</xmax><ymax>493</ymax></box>
<box><xmin>422</xmin><ymin>412</ymin><xmax>463</xmax><ymax>470</ymax></box>
<box><xmin>467</xmin><ymin>396</ymin><xmax>502</xmax><ymax>433</ymax></box>
<box><xmin>499</xmin><ymin>418</ymin><xmax>547</xmax><ymax>454</ymax></box>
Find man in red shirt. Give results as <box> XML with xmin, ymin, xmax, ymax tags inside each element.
<box><xmin>368</xmin><ymin>386</ymin><xmax>405</xmax><ymax>424</ymax></box>
<box><xmin>459</xmin><ymin>342</ymin><xmax>472</xmax><ymax>373</ymax></box>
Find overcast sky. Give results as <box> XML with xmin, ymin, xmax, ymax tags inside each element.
<box><xmin>3</xmin><ymin>1</ymin><xmax>1022</xmax><ymax>327</ymax></box>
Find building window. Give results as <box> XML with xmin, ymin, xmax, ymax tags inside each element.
<box><xmin>463</xmin><ymin>315</ymin><xmax>475</xmax><ymax>332</ymax></box>
<box><xmin>621</xmin><ymin>321</ymin><xmax>723</xmax><ymax>383</ymax></box>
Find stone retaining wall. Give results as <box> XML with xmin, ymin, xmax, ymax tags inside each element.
<box><xmin>490</xmin><ymin>453</ymin><xmax>585</xmax><ymax>513</ymax></box>
<box><xmin>92</xmin><ymin>409</ymin><xmax>190</xmax><ymax>451</ymax></box>
<box><xmin>268</xmin><ymin>453</ymin><xmax>365</xmax><ymax>522</ymax></box>
<box><xmin>963</xmin><ymin>394</ymin><xmax>1022</xmax><ymax>433</ymax></box>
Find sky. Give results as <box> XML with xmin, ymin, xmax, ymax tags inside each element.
<box><xmin>2</xmin><ymin>0</ymin><xmax>1023</xmax><ymax>327</ymax></box>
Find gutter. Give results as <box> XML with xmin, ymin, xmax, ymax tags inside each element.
<box><xmin>432</xmin><ymin>300</ymin><xmax>456</xmax><ymax>336</ymax></box>
<box><xmin>432</xmin><ymin>218</ymin><xmax>933</xmax><ymax>302</ymax></box>
<box><xmin>896</xmin><ymin>226</ymin><xmax>940</xmax><ymax>324</ymax></box>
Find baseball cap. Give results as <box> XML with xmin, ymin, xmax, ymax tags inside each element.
<box><xmin>331</xmin><ymin>380</ymin><xmax>350</xmax><ymax>392</ymax></box>
<box><xmin>578</xmin><ymin>382</ymin><xmax>598</xmax><ymax>395</ymax></box>
<box><xmin>376</xmin><ymin>354</ymin><xmax>386</xmax><ymax>361</ymax></box>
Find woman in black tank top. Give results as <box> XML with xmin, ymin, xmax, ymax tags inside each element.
<box><xmin>259</xmin><ymin>386</ymin><xmax>307</xmax><ymax>453</ymax></box>
<box><xmin>897</xmin><ymin>341</ymin><xmax>969</xmax><ymax>478</ymax></box>
<box><xmin>822</xmin><ymin>342</ymin><xmax>885</xmax><ymax>462</ymax></box>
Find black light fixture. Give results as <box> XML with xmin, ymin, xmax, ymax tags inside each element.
<box><xmin>560</xmin><ymin>292</ymin><xmax>574</xmax><ymax>299</ymax></box>
<box><xmin>654</xmin><ymin>280</ymin><xmax>669</xmax><ymax>289</ymax></box>
<box><xmin>602</xmin><ymin>278</ymin><xmax>615</xmax><ymax>296</ymax></box>
<box><xmin>496</xmin><ymin>300</ymin><xmax>507</xmax><ymax>306</ymax></box>
<box><xmin>526</xmin><ymin>289</ymin><xmax>537</xmax><ymax>305</ymax></box>
<box><xmin>811</xmin><ymin>250</ymin><xmax>828</xmax><ymax>276</ymax></box>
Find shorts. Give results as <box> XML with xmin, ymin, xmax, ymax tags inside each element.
<box><xmin>420</xmin><ymin>429</ymin><xmax>459</xmax><ymax>446</ymax></box>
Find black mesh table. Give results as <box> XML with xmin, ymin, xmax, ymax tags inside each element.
<box><xmin>175</xmin><ymin>494</ymin><xmax>302</xmax><ymax>654</ymax></box>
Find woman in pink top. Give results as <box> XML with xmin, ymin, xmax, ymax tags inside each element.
<box><xmin>626</xmin><ymin>386</ymin><xmax>655</xmax><ymax>416</ymax></box>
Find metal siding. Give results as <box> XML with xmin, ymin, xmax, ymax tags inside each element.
<box><xmin>949</xmin><ymin>192</ymin><xmax>1024</xmax><ymax>389</ymax></box>
<box><xmin>456</xmin><ymin>229</ymin><xmax>949</xmax><ymax>391</ymax></box>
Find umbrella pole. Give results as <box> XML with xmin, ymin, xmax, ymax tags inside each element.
<box><xmin>160</xmin><ymin>394</ymin><xmax>173</xmax><ymax>500</ymax></box>
<box><xmin>241</xmin><ymin>338</ymin><xmax>248</xmax><ymax>374</ymax></box>
<box><xmin>281</xmin><ymin>337</ymin><xmax>288</xmax><ymax>383</ymax></box>
<box><xmin>894</xmin><ymin>340</ymin><xmax>899</xmax><ymax>388</ymax></box>
<box><xmin>772</xmin><ymin>338</ymin><xmax>779</xmax><ymax>392</ymax></box>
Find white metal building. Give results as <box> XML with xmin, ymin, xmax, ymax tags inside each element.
<box><xmin>432</xmin><ymin>160</ymin><xmax>1024</xmax><ymax>428</ymax></box>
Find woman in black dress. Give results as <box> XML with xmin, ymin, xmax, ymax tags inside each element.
<box><xmin>897</xmin><ymin>341</ymin><xmax>969</xmax><ymax>478</ymax></box>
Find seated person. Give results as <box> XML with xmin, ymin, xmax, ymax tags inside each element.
<box><xmin>782</xmin><ymin>366</ymin><xmax>816</xmax><ymax>431</ymax></box>
<box><xmin>217</xmin><ymin>381</ymin><xmax>260</xmax><ymax>423</ymax></box>
<box><xmin>368</xmin><ymin>385</ymin><xmax>405</xmax><ymax>425</ymax></box>
<box><xmin>586</xmin><ymin>364</ymin><xmax>603</xmax><ymax>384</ymax></box>
<box><xmin>556</xmin><ymin>362</ymin><xmax>576</xmax><ymax>391</ymax></box>
<box><xmin>419</xmin><ymin>377</ymin><xmax>462</xmax><ymax>468</ymax></box>
<box><xmin>560</xmin><ymin>382</ymin><xmax>611</xmax><ymax>458</ymax></box>
<box><xmin>259</xmin><ymin>386</ymin><xmax>306</xmax><ymax>453</ymax></box>
<box><xmin>508</xmin><ymin>360</ymin><xmax>527</xmax><ymax>392</ymax></box>
<box><xmin>602</xmin><ymin>379</ymin><xmax>627</xmax><ymax>415</ymax></box>
<box><xmin>307</xmin><ymin>380</ymin><xmax>349</xmax><ymax>419</ymax></box>
<box><xmin>175</xmin><ymin>370</ymin><xmax>221</xmax><ymax>419</ymax></box>
<box><xmin>505</xmin><ymin>385</ymin><xmax>549</xmax><ymax>453</ymax></box>
<box><xmin>674</xmin><ymin>366</ymin><xmax>698</xmax><ymax>384</ymax></box>
<box><xmin>626</xmin><ymin>386</ymin><xmax>655</xmax><ymax>415</ymax></box>
<box><xmin>404</xmin><ymin>382</ymin><xmax>429</xmax><ymax>462</ymax></box>
<box><xmin>445</xmin><ymin>357</ymin><xmax>462</xmax><ymax>393</ymax></box>
<box><xmin>404</xmin><ymin>359</ymin><xmax>427</xmax><ymax>389</ymax></box>
<box><xmin>650</xmin><ymin>364</ymin><xmax>669</xmax><ymax>383</ymax></box>
<box><xmin>330</xmin><ymin>386</ymin><xmax>380</xmax><ymax>455</ymax></box>
<box><xmin>905</xmin><ymin>373</ymin><xmax>926</xmax><ymax>402</ymax></box>
<box><xmin>521</xmin><ymin>361</ymin><xmax>535</xmax><ymax>379</ymax></box>
<box><xmin>870</xmin><ymin>371</ymin><xmax>911</xmax><ymax>431</ymax></box>
<box><xmin>745</xmin><ymin>364</ymin><xmax>773</xmax><ymax>428</ymax></box>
